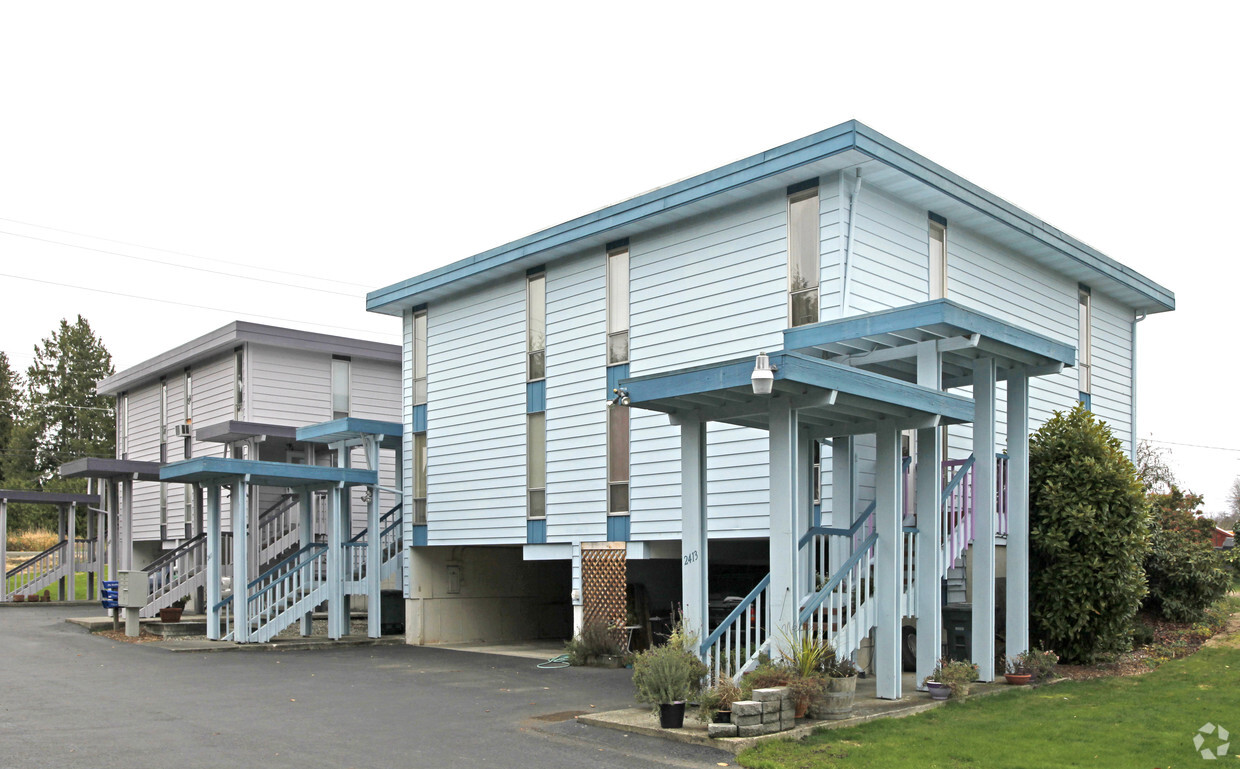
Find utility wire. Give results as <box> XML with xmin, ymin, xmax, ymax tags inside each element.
<box><xmin>0</xmin><ymin>215</ymin><xmax>376</xmax><ymax>290</ymax></box>
<box><xmin>0</xmin><ymin>399</ymin><xmax>113</xmax><ymax>412</ymax></box>
<box><xmin>0</xmin><ymin>271</ymin><xmax>395</xmax><ymax>339</ymax></box>
<box><xmin>0</xmin><ymin>229</ymin><xmax>363</xmax><ymax>299</ymax></box>
<box><xmin>1144</xmin><ymin>438</ymin><xmax>1240</xmax><ymax>454</ymax></box>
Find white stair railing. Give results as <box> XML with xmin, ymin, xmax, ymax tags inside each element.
<box><xmin>246</xmin><ymin>543</ymin><xmax>329</xmax><ymax>643</ymax></box>
<box><xmin>4</xmin><ymin>540</ymin><xmax>71</xmax><ymax>600</ymax></box>
<box><xmin>700</xmin><ymin>575</ymin><xmax>771</xmax><ymax>684</ymax></box>
<box><xmin>801</xmin><ymin>527</ymin><xmax>878</xmax><ymax>664</ymax></box>
<box><xmin>257</xmin><ymin>493</ymin><xmax>301</xmax><ymax>567</ymax></box>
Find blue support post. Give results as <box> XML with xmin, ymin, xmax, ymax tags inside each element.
<box><xmin>874</xmin><ymin>426</ymin><xmax>903</xmax><ymax>700</ymax></box>
<box><xmin>972</xmin><ymin>358</ymin><xmax>997</xmax><ymax>681</ymax></box>
<box><xmin>206</xmin><ymin>485</ymin><xmax>221</xmax><ymax>641</ymax></box>
<box><xmin>299</xmin><ymin>487</ymin><xmax>314</xmax><ymax>637</ymax></box>
<box><xmin>768</xmin><ymin>403</ymin><xmax>800</xmax><ymax>638</ymax></box>
<box><xmin>365</xmin><ymin>437</ymin><xmax>381</xmax><ymax>639</ymax></box>
<box><xmin>232</xmin><ymin>479</ymin><xmax>250</xmax><ymax>643</ymax></box>
<box><xmin>679</xmin><ymin>420</ymin><xmax>708</xmax><ymax>645</ymax></box>
<box><xmin>327</xmin><ymin>482</ymin><xmax>344</xmax><ymax>640</ymax></box>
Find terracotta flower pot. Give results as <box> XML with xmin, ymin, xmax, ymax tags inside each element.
<box><xmin>1005</xmin><ymin>673</ymin><xmax>1032</xmax><ymax>685</ymax></box>
<box><xmin>159</xmin><ymin>607</ymin><xmax>184</xmax><ymax>623</ymax></box>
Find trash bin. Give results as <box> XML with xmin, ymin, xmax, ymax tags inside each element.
<box><xmin>380</xmin><ymin>589</ymin><xmax>405</xmax><ymax>636</ymax></box>
<box><xmin>943</xmin><ymin>603</ymin><xmax>971</xmax><ymax>662</ymax></box>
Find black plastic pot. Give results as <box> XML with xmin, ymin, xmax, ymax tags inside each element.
<box><xmin>659</xmin><ymin>702</ymin><xmax>686</xmax><ymax>729</ymax></box>
<box><xmin>713</xmin><ymin>710</ymin><xmax>732</xmax><ymax>724</ymax></box>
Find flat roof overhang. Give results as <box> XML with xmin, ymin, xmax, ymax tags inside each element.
<box><xmin>295</xmin><ymin>418</ymin><xmax>403</xmax><ymax>450</ymax></box>
<box><xmin>367</xmin><ymin>121</ymin><xmax>1173</xmax><ymax>318</ymax></box>
<box><xmin>195</xmin><ymin>421</ymin><xmax>300</xmax><ymax>444</ymax></box>
<box><xmin>59</xmin><ymin>457</ymin><xmax>164</xmax><ymax>483</ymax></box>
<box><xmin>783</xmin><ymin>300</ymin><xmax>1076</xmax><ymax>388</ymax></box>
<box><xmin>620</xmin><ymin>351</ymin><xmax>974</xmax><ymax>437</ymax></box>
<box><xmin>160</xmin><ymin>457</ymin><xmax>378</xmax><ymax>489</ymax></box>
<box><xmin>0</xmin><ymin>489</ymin><xmax>101</xmax><ymax>505</ymax></box>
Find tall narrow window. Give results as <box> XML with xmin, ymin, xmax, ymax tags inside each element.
<box><xmin>788</xmin><ymin>181</ymin><xmax>820</xmax><ymax>327</ymax></box>
<box><xmin>160</xmin><ymin>379</ymin><xmax>168</xmax><ymax>538</ymax></box>
<box><xmin>332</xmin><ymin>356</ymin><xmax>351</xmax><ymax>419</ymax></box>
<box><xmin>412</xmin><ymin>308</ymin><xmax>428</xmax><ymax>405</ymax></box>
<box><xmin>527</xmin><ymin>412</ymin><xmax>546</xmax><ymax>518</ymax></box>
<box><xmin>412</xmin><ymin>432</ymin><xmax>428</xmax><ymax>524</ymax></box>
<box><xmin>1078</xmin><ymin>286</ymin><xmax>1092</xmax><ymax>408</ymax></box>
<box><xmin>812</xmin><ymin>440</ymin><xmax>821</xmax><ymax>506</ymax></box>
<box><xmin>607</xmin><ymin>245</ymin><xmax>629</xmax><ymax>364</ymax></box>
<box><xmin>607</xmin><ymin>405</ymin><xmax>629</xmax><ymax>514</ymax></box>
<box><xmin>527</xmin><ymin>271</ymin><xmax>546</xmax><ymax>380</ymax></box>
<box><xmin>183</xmin><ymin>368</ymin><xmax>193</xmax><ymax>459</ymax></box>
<box><xmin>118</xmin><ymin>393</ymin><xmax>129</xmax><ymax>459</ymax></box>
<box><xmin>928</xmin><ymin>214</ymin><xmax>948</xmax><ymax>299</ymax></box>
<box><xmin>232</xmin><ymin>347</ymin><xmax>245</xmax><ymax>419</ymax></box>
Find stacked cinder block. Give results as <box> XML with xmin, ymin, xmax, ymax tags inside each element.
<box><xmin>707</xmin><ymin>686</ymin><xmax>797</xmax><ymax>738</ymax></box>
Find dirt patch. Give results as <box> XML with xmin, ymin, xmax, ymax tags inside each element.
<box><xmin>95</xmin><ymin>629</ymin><xmax>163</xmax><ymax>644</ymax></box>
<box><xmin>1057</xmin><ymin>605</ymin><xmax>1238</xmax><ymax>680</ymax></box>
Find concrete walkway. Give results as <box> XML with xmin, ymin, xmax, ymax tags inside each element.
<box><xmin>1</xmin><ymin>605</ymin><xmax>733</xmax><ymax>769</ymax></box>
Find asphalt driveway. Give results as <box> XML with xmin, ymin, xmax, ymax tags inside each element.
<box><xmin>0</xmin><ymin>606</ymin><xmax>733</xmax><ymax>769</ymax></box>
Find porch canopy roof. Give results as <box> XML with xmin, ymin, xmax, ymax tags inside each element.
<box><xmin>160</xmin><ymin>457</ymin><xmax>377</xmax><ymax>489</ymax></box>
<box><xmin>195</xmin><ymin>420</ymin><xmax>299</xmax><ymax>444</ymax></box>
<box><xmin>782</xmin><ymin>299</ymin><xmax>1077</xmax><ymax>388</ymax></box>
<box><xmin>295</xmin><ymin>417</ymin><xmax>403</xmax><ymax>450</ymax></box>
<box><xmin>620</xmin><ymin>350</ymin><xmax>974</xmax><ymax>437</ymax></box>
<box><xmin>0</xmin><ymin>489</ymin><xmax>100</xmax><ymax>505</ymax></box>
<box><xmin>59</xmin><ymin>457</ymin><xmax>164</xmax><ymax>483</ymax></box>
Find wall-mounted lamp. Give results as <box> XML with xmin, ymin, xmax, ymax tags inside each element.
<box><xmin>607</xmin><ymin>387</ymin><xmax>631</xmax><ymax>407</ymax></box>
<box><xmin>751</xmin><ymin>352</ymin><xmax>777</xmax><ymax>395</ymax></box>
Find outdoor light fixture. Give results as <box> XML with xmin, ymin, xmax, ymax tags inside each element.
<box><xmin>608</xmin><ymin>387</ymin><xmax>631</xmax><ymax>407</ymax></box>
<box><xmin>751</xmin><ymin>352</ymin><xmax>776</xmax><ymax>395</ymax></box>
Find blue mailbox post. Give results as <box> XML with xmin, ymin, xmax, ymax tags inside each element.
<box><xmin>101</xmin><ymin>580</ymin><xmax>120</xmax><ymax>631</ymax></box>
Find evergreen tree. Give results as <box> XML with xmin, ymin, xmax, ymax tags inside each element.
<box><xmin>0</xmin><ymin>351</ymin><xmax>20</xmax><ymax>486</ymax></box>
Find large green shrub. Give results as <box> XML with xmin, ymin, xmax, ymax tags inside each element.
<box><xmin>1143</xmin><ymin>487</ymin><xmax>1231</xmax><ymax>622</ymax></box>
<box><xmin>1029</xmin><ymin>404</ymin><xmax>1150</xmax><ymax>663</ymax></box>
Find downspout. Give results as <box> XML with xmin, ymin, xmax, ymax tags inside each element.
<box><xmin>1131</xmin><ymin>311</ymin><xmax>1146</xmax><ymax>461</ymax></box>
<box><xmin>841</xmin><ymin>169</ymin><xmax>863</xmax><ymax>315</ymax></box>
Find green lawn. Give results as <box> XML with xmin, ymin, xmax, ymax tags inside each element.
<box><xmin>740</xmin><ymin>621</ymin><xmax>1240</xmax><ymax>768</ymax></box>
<box><xmin>6</xmin><ymin>571</ymin><xmax>95</xmax><ymax>601</ymax></box>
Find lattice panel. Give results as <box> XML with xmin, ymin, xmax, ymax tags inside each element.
<box><xmin>581</xmin><ymin>545</ymin><xmax>627</xmax><ymax>649</ymax></box>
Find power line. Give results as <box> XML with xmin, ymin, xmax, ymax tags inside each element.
<box><xmin>0</xmin><ymin>229</ymin><xmax>363</xmax><ymax>299</ymax></box>
<box><xmin>0</xmin><ymin>271</ymin><xmax>394</xmax><ymax>338</ymax></box>
<box><xmin>0</xmin><ymin>215</ymin><xmax>376</xmax><ymax>290</ymax></box>
<box><xmin>0</xmin><ymin>399</ymin><xmax>113</xmax><ymax>412</ymax></box>
<box><xmin>1144</xmin><ymin>438</ymin><xmax>1240</xmax><ymax>454</ymax></box>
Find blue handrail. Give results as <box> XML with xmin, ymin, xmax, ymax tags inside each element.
<box><xmin>798</xmin><ymin>530</ymin><xmax>878</xmax><ymax>625</ymax></box>
<box><xmin>941</xmin><ymin>455</ymin><xmax>975</xmax><ymax>502</ymax></box>
<box><xmin>212</xmin><ymin>593</ymin><xmax>233</xmax><ymax>612</ymax></box>
<box><xmin>347</xmin><ymin>502</ymin><xmax>403</xmax><ymax>544</ymax></box>
<box><xmin>246</xmin><ymin>543</ymin><xmax>328</xmax><ymax>605</ymax></box>
<box><xmin>699</xmin><ymin>573</ymin><xmax>771</xmax><ymax>656</ymax></box>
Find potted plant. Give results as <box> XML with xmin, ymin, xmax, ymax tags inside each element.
<box><xmin>631</xmin><ymin>617</ymin><xmax>707</xmax><ymax>728</ymax></box>
<box><xmin>1017</xmin><ymin>648</ymin><xmax>1059</xmax><ymax>684</ymax></box>
<box><xmin>809</xmin><ymin>651</ymin><xmax>860</xmax><ymax>720</ymax></box>
<box><xmin>564</xmin><ymin>618</ymin><xmax>623</xmax><ymax>667</ymax></box>
<box><xmin>1003</xmin><ymin>655</ymin><xmax>1031</xmax><ymax>685</ymax></box>
<box><xmin>776</xmin><ymin>629</ymin><xmax>831</xmax><ymax>718</ymax></box>
<box><xmin>159</xmin><ymin>596</ymin><xmax>188</xmax><ymax>623</ymax></box>
<box><xmin>697</xmin><ymin>679</ymin><xmax>742</xmax><ymax>724</ymax></box>
<box><xmin>923</xmin><ymin>658</ymin><xmax>978</xmax><ymax>699</ymax></box>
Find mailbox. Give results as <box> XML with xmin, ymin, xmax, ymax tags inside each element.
<box><xmin>117</xmin><ymin>570</ymin><xmax>149</xmax><ymax>609</ymax></box>
<box><xmin>101</xmin><ymin>580</ymin><xmax>119</xmax><ymax>610</ymax></box>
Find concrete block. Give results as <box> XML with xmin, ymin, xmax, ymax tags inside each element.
<box><xmin>752</xmin><ymin>687</ymin><xmax>787</xmax><ymax>702</ymax></box>
<box><xmin>708</xmin><ymin>723</ymin><xmax>739</xmax><ymax>739</ymax></box>
<box><xmin>732</xmin><ymin>700</ymin><xmax>761</xmax><ymax>717</ymax></box>
<box><xmin>761</xmin><ymin>700</ymin><xmax>780</xmax><ymax>715</ymax></box>
<box><xmin>781</xmin><ymin>713</ymin><xmax>797</xmax><ymax>731</ymax></box>
<box><xmin>734</xmin><ymin>713</ymin><xmax>762</xmax><ymax>727</ymax></box>
<box><xmin>760</xmin><ymin>720</ymin><xmax>780</xmax><ymax>735</ymax></box>
<box><xmin>737</xmin><ymin>724</ymin><xmax>767</xmax><ymax>738</ymax></box>
<box><xmin>780</xmin><ymin>703</ymin><xmax>796</xmax><ymax>719</ymax></box>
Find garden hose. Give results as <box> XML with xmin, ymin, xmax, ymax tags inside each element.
<box><xmin>537</xmin><ymin>654</ymin><xmax>572</xmax><ymax>669</ymax></box>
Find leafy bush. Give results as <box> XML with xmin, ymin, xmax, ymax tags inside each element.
<box><xmin>696</xmin><ymin>679</ymin><xmax>742</xmax><ymax>723</ymax></box>
<box><xmin>1143</xmin><ymin>488</ymin><xmax>1230</xmax><ymax>622</ymax></box>
<box><xmin>565</xmin><ymin>618</ymin><xmax>621</xmax><ymax>665</ymax></box>
<box><xmin>1029</xmin><ymin>404</ymin><xmax>1150</xmax><ymax>664</ymax></box>
<box><xmin>1015</xmin><ymin>648</ymin><xmax>1059</xmax><ymax>683</ymax></box>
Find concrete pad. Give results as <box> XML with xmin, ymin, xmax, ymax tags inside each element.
<box><xmin>428</xmin><ymin>640</ymin><xmax>569</xmax><ymax>661</ymax></box>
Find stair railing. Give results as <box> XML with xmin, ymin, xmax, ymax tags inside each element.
<box><xmin>246</xmin><ymin>543</ymin><xmax>329</xmax><ymax>643</ymax></box>
<box><xmin>5</xmin><ymin>540</ymin><xmax>70</xmax><ymax>599</ymax></box>
<box><xmin>700</xmin><ymin>574</ymin><xmax>770</xmax><ymax>684</ymax></box>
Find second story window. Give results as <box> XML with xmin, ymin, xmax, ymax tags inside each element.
<box><xmin>928</xmin><ymin>214</ymin><xmax>947</xmax><ymax>299</ymax></box>
<box><xmin>787</xmin><ymin>180</ymin><xmax>820</xmax><ymax>327</ymax></box>
<box><xmin>412</xmin><ymin>308</ymin><xmax>428</xmax><ymax>405</ymax></box>
<box><xmin>1078</xmin><ymin>286</ymin><xmax>1092</xmax><ymax>408</ymax></box>
<box><xmin>607</xmin><ymin>243</ymin><xmax>629</xmax><ymax>364</ymax></box>
<box><xmin>117</xmin><ymin>393</ymin><xmax>128</xmax><ymax>459</ymax></box>
<box><xmin>412</xmin><ymin>431</ymin><xmax>428</xmax><ymax>525</ymax></box>
<box><xmin>527</xmin><ymin>270</ymin><xmax>546</xmax><ymax>381</ymax></box>
<box><xmin>183</xmin><ymin>367</ymin><xmax>193</xmax><ymax>459</ymax></box>
<box><xmin>233</xmin><ymin>347</ymin><xmax>245</xmax><ymax>420</ymax></box>
<box><xmin>332</xmin><ymin>356</ymin><xmax>351</xmax><ymax>419</ymax></box>
<box><xmin>527</xmin><ymin>412</ymin><xmax>546</xmax><ymax>519</ymax></box>
<box><xmin>608</xmin><ymin>404</ymin><xmax>629</xmax><ymax>515</ymax></box>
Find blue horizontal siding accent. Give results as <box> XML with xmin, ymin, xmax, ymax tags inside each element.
<box><xmin>607</xmin><ymin>515</ymin><xmax>630</xmax><ymax>542</ymax></box>
<box><xmin>527</xmin><ymin>518</ymin><xmax>547</xmax><ymax>544</ymax></box>
<box><xmin>412</xmin><ymin>525</ymin><xmax>428</xmax><ymax>547</ymax></box>
<box><xmin>607</xmin><ymin>363</ymin><xmax>630</xmax><ymax>396</ymax></box>
<box><xmin>412</xmin><ymin>404</ymin><xmax>427</xmax><ymax>433</ymax></box>
<box><xmin>527</xmin><ymin>380</ymin><xmax>546</xmax><ymax>413</ymax></box>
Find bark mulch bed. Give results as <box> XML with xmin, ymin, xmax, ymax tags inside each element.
<box><xmin>95</xmin><ymin>629</ymin><xmax>163</xmax><ymax>644</ymax></box>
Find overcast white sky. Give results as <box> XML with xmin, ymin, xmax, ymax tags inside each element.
<box><xmin>1</xmin><ymin>2</ymin><xmax>1237</xmax><ymax>513</ymax></box>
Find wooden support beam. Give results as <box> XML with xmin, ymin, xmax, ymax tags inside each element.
<box><xmin>971</xmin><ymin>358</ymin><xmax>997</xmax><ymax>682</ymax></box>
<box><xmin>299</xmin><ymin>488</ymin><xmax>314</xmax><ymax>637</ymax></box>
<box><xmin>206</xmin><ymin>485</ymin><xmax>221</xmax><ymax>641</ymax></box>
<box><xmin>874</xmin><ymin>425</ymin><xmax>902</xmax><ymax>700</ymax></box>
<box><xmin>680</xmin><ymin>421</ymin><xmax>709</xmax><ymax>645</ymax></box>
<box><xmin>768</xmin><ymin>402</ymin><xmax>801</xmax><ymax>638</ymax></box>
<box><xmin>1006</xmin><ymin>369</ymin><xmax>1031</xmax><ymax>657</ymax></box>
<box><xmin>232</xmin><ymin>479</ymin><xmax>250</xmax><ymax>643</ymax></box>
<box><xmin>365</xmin><ymin>436</ymin><xmax>382</xmax><ymax>639</ymax></box>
